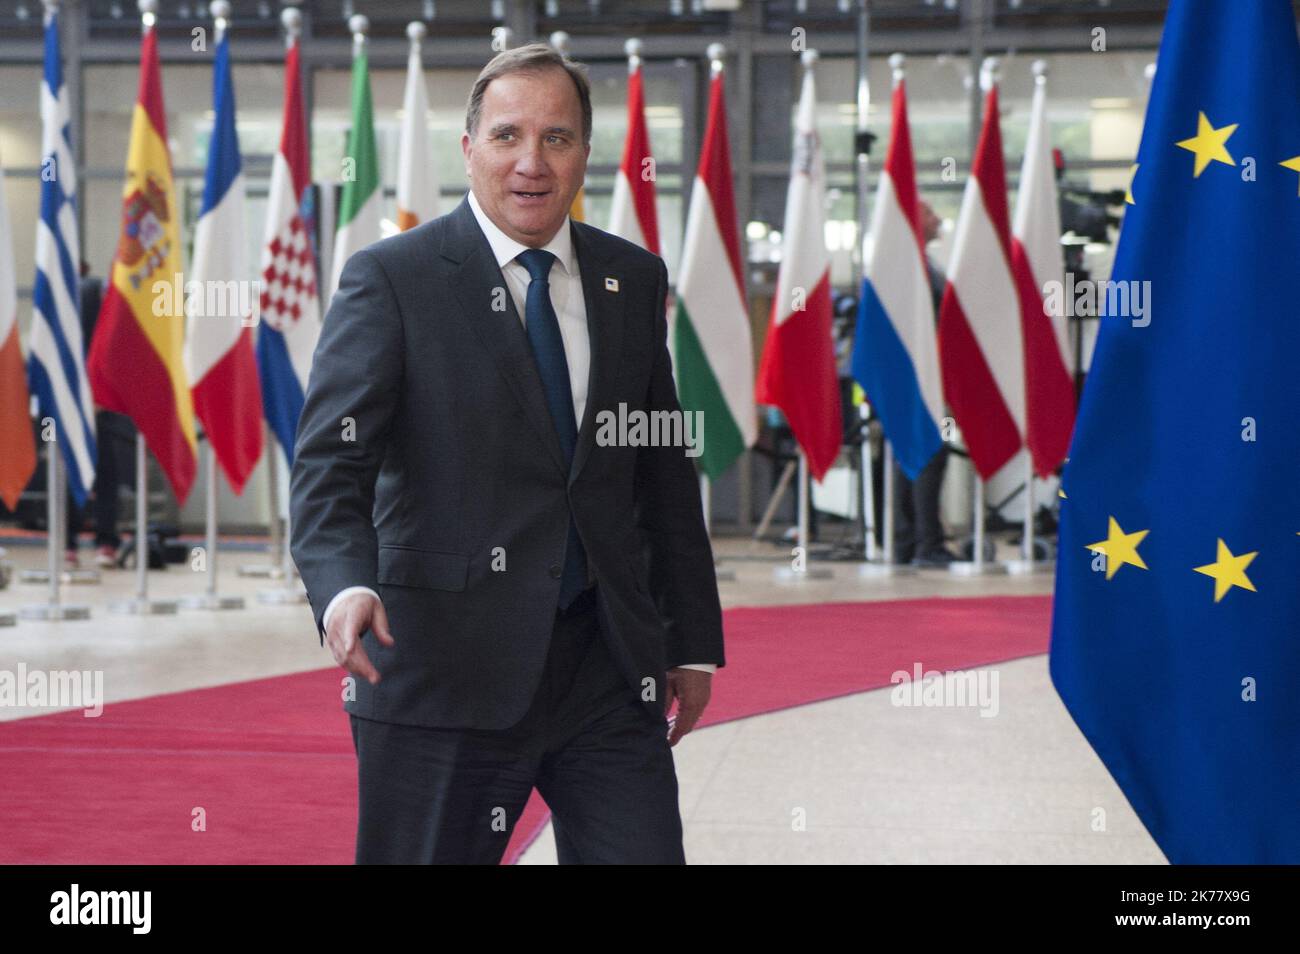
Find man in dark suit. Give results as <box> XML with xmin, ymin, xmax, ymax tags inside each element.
<box><xmin>290</xmin><ymin>44</ymin><xmax>725</xmax><ymax>864</ymax></box>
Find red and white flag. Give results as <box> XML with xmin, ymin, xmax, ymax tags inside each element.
<box><xmin>755</xmin><ymin>52</ymin><xmax>842</xmax><ymax>481</ymax></box>
<box><xmin>608</xmin><ymin>41</ymin><xmax>659</xmax><ymax>255</ymax></box>
<box><xmin>1010</xmin><ymin>64</ymin><xmax>1075</xmax><ymax>477</ymax></box>
<box><xmin>396</xmin><ymin>21</ymin><xmax>437</xmax><ymax>231</ymax></box>
<box><xmin>938</xmin><ymin>80</ymin><xmax>1024</xmax><ymax>480</ymax></box>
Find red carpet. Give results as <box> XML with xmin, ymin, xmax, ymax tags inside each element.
<box><xmin>0</xmin><ymin>595</ymin><xmax>1051</xmax><ymax>864</ymax></box>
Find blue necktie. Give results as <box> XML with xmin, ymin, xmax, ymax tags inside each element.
<box><xmin>517</xmin><ymin>248</ymin><xmax>588</xmax><ymax>609</ymax></box>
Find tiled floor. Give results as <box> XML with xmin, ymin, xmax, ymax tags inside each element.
<box><xmin>0</xmin><ymin>533</ymin><xmax>1165</xmax><ymax>864</ymax></box>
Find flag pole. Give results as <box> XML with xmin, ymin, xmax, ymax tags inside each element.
<box><xmin>182</xmin><ymin>0</ymin><xmax>244</xmax><ymax>611</ymax></box>
<box><xmin>858</xmin><ymin>52</ymin><xmax>916</xmax><ymax>581</ymax></box>
<box><xmin>947</xmin><ymin>56</ymin><xmax>1008</xmax><ymax>580</ymax></box>
<box><xmin>238</xmin><ymin>423</ymin><xmax>282</xmax><ymax>577</ymax></box>
<box><xmin>853</xmin><ymin>0</ymin><xmax>880</xmax><ymax>567</ymax></box>
<box><xmin>773</xmin><ymin>49</ymin><xmax>833</xmax><ymax>584</ymax></box>
<box><xmin>236</xmin><ymin>0</ymin><xmax>295</xmax><ymax>582</ymax></box>
<box><xmin>20</xmin><ymin>428</ymin><xmax>91</xmax><ymax>619</ymax></box>
<box><xmin>949</xmin><ymin>471</ymin><xmax>1006</xmax><ymax>577</ymax></box>
<box><xmin>106</xmin><ymin>0</ymin><xmax>179</xmax><ymax>615</ymax></box>
<box><xmin>108</xmin><ymin>431</ymin><xmax>178</xmax><ymax>613</ymax></box>
<box><xmin>859</xmin><ymin>404</ymin><xmax>876</xmax><ymax>562</ymax></box>
<box><xmin>238</xmin><ymin>13</ymin><xmax>293</xmax><ymax>580</ymax></box>
<box><xmin>255</xmin><ymin>5</ymin><xmax>309</xmax><ymax>606</ymax></box>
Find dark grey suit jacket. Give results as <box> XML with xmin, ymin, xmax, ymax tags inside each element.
<box><xmin>289</xmin><ymin>196</ymin><xmax>725</xmax><ymax>730</ymax></box>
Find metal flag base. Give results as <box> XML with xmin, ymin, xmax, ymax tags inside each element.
<box><xmin>20</xmin><ymin>602</ymin><xmax>91</xmax><ymax>620</ymax></box>
<box><xmin>1003</xmin><ymin>558</ymin><xmax>1055</xmax><ymax>575</ymax></box>
<box><xmin>108</xmin><ymin>597</ymin><xmax>179</xmax><ymax>615</ymax></box>
<box><xmin>858</xmin><ymin>561</ymin><xmax>917</xmax><ymax>579</ymax></box>
<box><xmin>179</xmin><ymin>593</ymin><xmax>246</xmax><ymax>610</ymax></box>
<box><xmin>237</xmin><ymin>563</ymin><xmax>285</xmax><ymax>579</ymax></box>
<box><xmin>947</xmin><ymin>560</ymin><xmax>1009</xmax><ymax>578</ymax></box>
<box><xmin>19</xmin><ymin>568</ymin><xmax>101</xmax><ymax>586</ymax></box>
<box><xmin>773</xmin><ymin>565</ymin><xmax>834</xmax><ymax>582</ymax></box>
<box><xmin>257</xmin><ymin>583</ymin><xmax>308</xmax><ymax>605</ymax></box>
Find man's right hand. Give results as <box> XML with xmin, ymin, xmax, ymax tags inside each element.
<box><xmin>325</xmin><ymin>591</ymin><xmax>395</xmax><ymax>686</ymax></box>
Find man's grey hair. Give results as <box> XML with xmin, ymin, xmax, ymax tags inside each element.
<box><xmin>465</xmin><ymin>43</ymin><xmax>593</xmax><ymax>145</ymax></box>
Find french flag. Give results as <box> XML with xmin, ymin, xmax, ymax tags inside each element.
<box><xmin>851</xmin><ymin>71</ymin><xmax>944</xmax><ymax>481</ymax></box>
<box><xmin>937</xmin><ymin>78</ymin><xmax>1025</xmax><ymax>481</ymax></box>
<box><xmin>185</xmin><ymin>29</ymin><xmax>263</xmax><ymax>494</ymax></box>
<box><xmin>256</xmin><ymin>36</ymin><xmax>319</xmax><ymax>466</ymax></box>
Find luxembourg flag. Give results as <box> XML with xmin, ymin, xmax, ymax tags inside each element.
<box><xmin>1010</xmin><ymin>62</ymin><xmax>1075</xmax><ymax>478</ymax></box>
<box><xmin>850</xmin><ymin>69</ymin><xmax>944</xmax><ymax>481</ymax></box>
<box><xmin>937</xmin><ymin>72</ymin><xmax>1024</xmax><ymax>481</ymax></box>
<box><xmin>608</xmin><ymin>39</ymin><xmax>659</xmax><ymax>255</ymax></box>
<box><xmin>185</xmin><ymin>28</ymin><xmax>263</xmax><ymax>494</ymax></box>
<box><xmin>755</xmin><ymin>51</ymin><xmax>842</xmax><ymax>481</ymax></box>
<box><xmin>256</xmin><ymin>32</ymin><xmax>319</xmax><ymax>465</ymax></box>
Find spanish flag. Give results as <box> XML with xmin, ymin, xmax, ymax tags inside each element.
<box><xmin>87</xmin><ymin>23</ymin><xmax>196</xmax><ymax>504</ymax></box>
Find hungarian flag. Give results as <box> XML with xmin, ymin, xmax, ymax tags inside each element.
<box><xmin>0</xmin><ymin>156</ymin><xmax>35</xmax><ymax>511</ymax></box>
<box><xmin>608</xmin><ymin>52</ymin><xmax>659</xmax><ymax>254</ymax></box>
<box><xmin>755</xmin><ymin>57</ymin><xmax>842</xmax><ymax>481</ymax></box>
<box><xmin>87</xmin><ymin>23</ymin><xmax>197</xmax><ymax>504</ymax></box>
<box><xmin>256</xmin><ymin>31</ymin><xmax>319</xmax><ymax>465</ymax></box>
<box><xmin>327</xmin><ymin>38</ymin><xmax>381</xmax><ymax>301</ymax></box>
<box><xmin>937</xmin><ymin>83</ymin><xmax>1024</xmax><ymax>481</ymax></box>
<box><xmin>1010</xmin><ymin>67</ymin><xmax>1075</xmax><ymax>478</ymax></box>
<box><xmin>396</xmin><ymin>25</ymin><xmax>437</xmax><ymax>231</ymax></box>
<box><xmin>184</xmin><ymin>27</ymin><xmax>263</xmax><ymax>494</ymax></box>
<box><xmin>672</xmin><ymin>63</ymin><xmax>755</xmax><ymax>481</ymax></box>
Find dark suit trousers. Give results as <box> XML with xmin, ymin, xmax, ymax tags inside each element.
<box><xmin>348</xmin><ymin>588</ymin><xmax>685</xmax><ymax>864</ymax></box>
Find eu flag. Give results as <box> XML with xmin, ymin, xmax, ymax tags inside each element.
<box><xmin>1050</xmin><ymin>0</ymin><xmax>1300</xmax><ymax>863</ymax></box>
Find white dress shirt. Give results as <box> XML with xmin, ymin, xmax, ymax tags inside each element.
<box><xmin>322</xmin><ymin>192</ymin><xmax>715</xmax><ymax>675</ymax></box>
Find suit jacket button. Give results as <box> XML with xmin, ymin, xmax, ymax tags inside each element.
<box><xmin>549</xmin><ymin>564</ymin><xmax>562</xmax><ymax>579</ymax></box>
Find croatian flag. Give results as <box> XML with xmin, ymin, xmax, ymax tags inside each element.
<box><xmin>850</xmin><ymin>73</ymin><xmax>944</xmax><ymax>481</ymax></box>
<box><xmin>185</xmin><ymin>28</ymin><xmax>263</xmax><ymax>494</ymax></box>
<box><xmin>256</xmin><ymin>35</ymin><xmax>319</xmax><ymax>465</ymax></box>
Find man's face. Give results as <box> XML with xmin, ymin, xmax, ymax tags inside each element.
<box><xmin>919</xmin><ymin>200</ymin><xmax>941</xmax><ymax>244</ymax></box>
<box><xmin>461</xmin><ymin>67</ymin><xmax>589</xmax><ymax>248</ymax></box>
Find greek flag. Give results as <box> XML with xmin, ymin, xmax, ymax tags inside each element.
<box><xmin>27</xmin><ymin>7</ymin><xmax>96</xmax><ymax>505</ymax></box>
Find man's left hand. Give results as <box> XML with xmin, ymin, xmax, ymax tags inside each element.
<box><xmin>664</xmin><ymin>668</ymin><xmax>712</xmax><ymax>747</ymax></box>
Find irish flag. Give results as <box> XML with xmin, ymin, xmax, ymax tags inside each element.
<box><xmin>755</xmin><ymin>53</ymin><xmax>842</xmax><ymax>481</ymax></box>
<box><xmin>0</xmin><ymin>155</ymin><xmax>35</xmax><ymax>511</ymax></box>
<box><xmin>327</xmin><ymin>31</ymin><xmax>381</xmax><ymax>301</ymax></box>
<box><xmin>1010</xmin><ymin>63</ymin><xmax>1075</xmax><ymax>477</ymax></box>
<box><xmin>87</xmin><ymin>22</ymin><xmax>197</xmax><ymax>504</ymax></box>
<box><xmin>672</xmin><ymin>57</ymin><xmax>755</xmax><ymax>481</ymax></box>
<box><xmin>608</xmin><ymin>40</ymin><xmax>659</xmax><ymax>255</ymax></box>
<box><xmin>937</xmin><ymin>78</ymin><xmax>1024</xmax><ymax>481</ymax></box>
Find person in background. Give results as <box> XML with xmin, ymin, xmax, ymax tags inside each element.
<box><xmin>894</xmin><ymin>200</ymin><xmax>958</xmax><ymax>567</ymax></box>
<box><xmin>64</xmin><ymin>262</ymin><xmax>132</xmax><ymax>570</ymax></box>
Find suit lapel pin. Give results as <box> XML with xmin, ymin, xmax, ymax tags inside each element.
<box><xmin>605</xmin><ymin>277</ymin><xmax>619</xmax><ymax>293</ymax></box>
